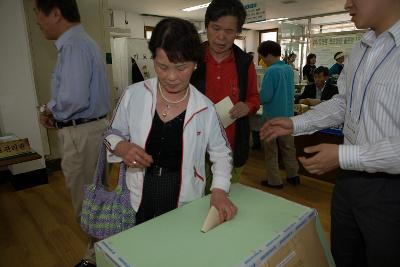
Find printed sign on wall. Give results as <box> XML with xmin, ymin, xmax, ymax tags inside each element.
<box><xmin>244</xmin><ymin>1</ymin><xmax>266</xmax><ymax>24</ymax></box>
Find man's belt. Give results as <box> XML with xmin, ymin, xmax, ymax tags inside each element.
<box><xmin>55</xmin><ymin>115</ymin><xmax>107</xmax><ymax>129</ymax></box>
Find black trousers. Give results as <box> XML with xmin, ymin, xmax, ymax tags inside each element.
<box><xmin>331</xmin><ymin>170</ymin><xmax>400</xmax><ymax>267</ymax></box>
<box><xmin>135</xmin><ymin>170</ymin><xmax>181</xmax><ymax>225</ymax></box>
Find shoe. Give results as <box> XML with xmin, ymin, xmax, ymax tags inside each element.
<box><xmin>261</xmin><ymin>180</ymin><xmax>283</xmax><ymax>189</ymax></box>
<box><xmin>286</xmin><ymin>176</ymin><xmax>300</xmax><ymax>186</ymax></box>
<box><xmin>74</xmin><ymin>259</ymin><xmax>96</xmax><ymax>267</ymax></box>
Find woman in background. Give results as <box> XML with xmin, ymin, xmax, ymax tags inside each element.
<box><xmin>284</xmin><ymin>52</ymin><xmax>298</xmax><ymax>71</ymax></box>
<box><xmin>302</xmin><ymin>53</ymin><xmax>316</xmax><ymax>83</ymax></box>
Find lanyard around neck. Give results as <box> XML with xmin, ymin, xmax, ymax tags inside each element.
<box><xmin>349</xmin><ymin>44</ymin><xmax>396</xmax><ymax>122</ymax></box>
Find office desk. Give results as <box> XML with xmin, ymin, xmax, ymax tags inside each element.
<box><xmin>95</xmin><ymin>184</ymin><xmax>334</xmax><ymax>267</ymax></box>
<box><xmin>294</xmin><ymin>129</ymin><xmax>343</xmax><ymax>184</ymax></box>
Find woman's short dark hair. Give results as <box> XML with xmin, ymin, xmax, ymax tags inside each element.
<box><xmin>35</xmin><ymin>0</ymin><xmax>80</xmax><ymax>23</ymax></box>
<box><xmin>257</xmin><ymin>41</ymin><xmax>281</xmax><ymax>57</ymax></box>
<box><xmin>205</xmin><ymin>0</ymin><xmax>246</xmax><ymax>32</ymax></box>
<box><xmin>148</xmin><ymin>18</ymin><xmax>202</xmax><ymax>63</ymax></box>
<box><xmin>306</xmin><ymin>53</ymin><xmax>316</xmax><ymax>64</ymax></box>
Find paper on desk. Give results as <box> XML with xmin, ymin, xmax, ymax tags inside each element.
<box><xmin>215</xmin><ymin>96</ymin><xmax>235</xmax><ymax>128</ymax></box>
<box><xmin>0</xmin><ymin>135</ymin><xmax>18</xmax><ymax>142</ymax></box>
<box><xmin>201</xmin><ymin>206</ymin><xmax>221</xmax><ymax>233</ymax></box>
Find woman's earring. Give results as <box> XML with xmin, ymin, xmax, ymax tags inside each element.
<box><xmin>194</xmin><ymin>64</ymin><xmax>197</xmax><ymax>70</ymax></box>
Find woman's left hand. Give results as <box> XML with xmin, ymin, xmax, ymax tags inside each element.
<box><xmin>210</xmin><ymin>188</ymin><xmax>238</xmax><ymax>223</ymax></box>
<box><xmin>229</xmin><ymin>101</ymin><xmax>249</xmax><ymax>119</ymax></box>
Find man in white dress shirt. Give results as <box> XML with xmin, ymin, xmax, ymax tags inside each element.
<box><xmin>260</xmin><ymin>0</ymin><xmax>400</xmax><ymax>266</ymax></box>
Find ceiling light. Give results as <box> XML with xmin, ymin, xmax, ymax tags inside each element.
<box><xmin>254</xmin><ymin>17</ymin><xmax>288</xmax><ymax>23</ymax></box>
<box><xmin>182</xmin><ymin>2</ymin><xmax>210</xmax><ymax>12</ymax></box>
<box><xmin>281</xmin><ymin>0</ymin><xmax>298</xmax><ymax>4</ymax></box>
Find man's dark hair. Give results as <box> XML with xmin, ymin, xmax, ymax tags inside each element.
<box><xmin>257</xmin><ymin>41</ymin><xmax>281</xmax><ymax>57</ymax></box>
<box><xmin>306</xmin><ymin>53</ymin><xmax>316</xmax><ymax>64</ymax></box>
<box><xmin>35</xmin><ymin>0</ymin><xmax>80</xmax><ymax>22</ymax></box>
<box><xmin>149</xmin><ymin>18</ymin><xmax>202</xmax><ymax>63</ymax></box>
<box><xmin>313</xmin><ymin>66</ymin><xmax>329</xmax><ymax>76</ymax></box>
<box><xmin>205</xmin><ymin>0</ymin><xmax>246</xmax><ymax>32</ymax></box>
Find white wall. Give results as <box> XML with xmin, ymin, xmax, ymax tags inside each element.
<box><xmin>243</xmin><ymin>29</ymin><xmax>259</xmax><ymax>65</ymax></box>
<box><xmin>112</xmin><ymin>10</ymin><xmax>203</xmax><ymax>39</ymax></box>
<box><xmin>112</xmin><ymin>10</ymin><xmax>162</xmax><ymax>38</ymax></box>
<box><xmin>0</xmin><ymin>0</ymin><xmax>46</xmax><ymax>174</ymax></box>
<box><xmin>111</xmin><ymin>38</ymin><xmax>129</xmax><ymax>95</ymax></box>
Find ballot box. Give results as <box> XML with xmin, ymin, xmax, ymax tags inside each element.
<box><xmin>95</xmin><ymin>184</ymin><xmax>335</xmax><ymax>267</ymax></box>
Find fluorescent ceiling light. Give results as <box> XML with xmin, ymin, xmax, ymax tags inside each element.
<box><xmin>254</xmin><ymin>17</ymin><xmax>289</xmax><ymax>23</ymax></box>
<box><xmin>182</xmin><ymin>2</ymin><xmax>210</xmax><ymax>12</ymax></box>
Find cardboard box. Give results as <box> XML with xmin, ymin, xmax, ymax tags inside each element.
<box><xmin>245</xmin><ymin>211</ymin><xmax>331</xmax><ymax>267</ymax></box>
<box><xmin>95</xmin><ymin>184</ymin><xmax>335</xmax><ymax>267</ymax></box>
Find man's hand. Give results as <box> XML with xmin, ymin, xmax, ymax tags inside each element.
<box><xmin>299</xmin><ymin>99</ymin><xmax>308</xmax><ymax>105</ymax></box>
<box><xmin>40</xmin><ymin>113</ymin><xmax>55</xmax><ymax>128</ymax></box>
<box><xmin>115</xmin><ymin>141</ymin><xmax>153</xmax><ymax>168</ymax></box>
<box><xmin>229</xmin><ymin>101</ymin><xmax>250</xmax><ymax>119</ymax></box>
<box><xmin>260</xmin><ymin>117</ymin><xmax>294</xmax><ymax>142</ymax></box>
<box><xmin>299</xmin><ymin>98</ymin><xmax>321</xmax><ymax>106</ymax></box>
<box><xmin>210</xmin><ymin>188</ymin><xmax>238</xmax><ymax>223</ymax></box>
<box><xmin>307</xmin><ymin>98</ymin><xmax>321</xmax><ymax>106</ymax></box>
<box><xmin>298</xmin><ymin>144</ymin><xmax>339</xmax><ymax>175</ymax></box>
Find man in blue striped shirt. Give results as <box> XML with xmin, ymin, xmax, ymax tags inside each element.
<box><xmin>260</xmin><ymin>0</ymin><xmax>400</xmax><ymax>266</ymax></box>
<box><xmin>258</xmin><ymin>41</ymin><xmax>299</xmax><ymax>189</ymax></box>
<box><xmin>35</xmin><ymin>0</ymin><xmax>109</xmax><ymax>266</ymax></box>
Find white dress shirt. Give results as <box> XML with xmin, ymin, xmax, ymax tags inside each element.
<box><xmin>315</xmin><ymin>84</ymin><xmax>325</xmax><ymax>100</ymax></box>
<box><xmin>291</xmin><ymin>20</ymin><xmax>400</xmax><ymax>174</ymax></box>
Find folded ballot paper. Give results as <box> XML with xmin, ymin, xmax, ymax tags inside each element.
<box><xmin>214</xmin><ymin>96</ymin><xmax>235</xmax><ymax>128</ymax></box>
<box><xmin>201</xmin><ymin>206</ymin><xmax>222</xmax><ymax>233</ymax></box>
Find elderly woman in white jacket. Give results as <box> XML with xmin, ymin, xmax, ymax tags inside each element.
<box><xmin>105</xmin><ymin>18</ymin><xmax>237</xmax><ymax>224</ymax></box>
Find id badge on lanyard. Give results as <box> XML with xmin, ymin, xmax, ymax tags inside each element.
<box><xmin>346</xmin><ymin>44</ymin><xmax>396</xmax><ymax>144</ymax></box>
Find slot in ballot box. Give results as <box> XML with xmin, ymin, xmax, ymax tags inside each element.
<box><xmin>95</xmin><ymin>184</ymin><xmax>335</xmax><ymax>267</ymax></box>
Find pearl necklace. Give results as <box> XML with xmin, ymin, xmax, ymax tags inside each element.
<box><xmin>158</xmin><ymin>83</ymin><xmax>189</xmax><ymax>118</ymax></box>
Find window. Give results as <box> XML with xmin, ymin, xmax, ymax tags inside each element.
<box><xmin>259</xmin><ymin>28</ymin><xmax>278</xmax><ymax>43</ymax></box>
<box><xmin>144</xmin><ymin>26</ymin><xmax>154</xmax><ymax>40</ymax></box>
<box><xmin>258</xmin><ymin>29</ymin><xmax>278</xmax><ymax>66</ymax></box>
<box><xmin>234</xmin><ymin>35</ymin><xmax>246</xmax><ymax>50</ymax></box>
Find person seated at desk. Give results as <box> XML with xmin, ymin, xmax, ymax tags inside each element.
<box><xmin>329</xmin><ymin>51</ymin><xmax>345</xmax><ymax>77</ymax></box>
<box><xmin>329</xmin><ymin>51</ymin><xmax>345</xmax><ymax>84</ymax></box>
<box><xmin>296</xmin><ymin>66</ymin><xmax>338</xmax><ymax>106</ymax></box>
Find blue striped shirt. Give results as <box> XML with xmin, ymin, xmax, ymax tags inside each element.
<box><xmin>48</xmin><ymin>25</ymin><xmax>110</xmax><ymax>121</ymax></box>
<box><xmin>292</xmin><ymin>19</ymin><xmax>400</xmax><ymax>174</ymax></box>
